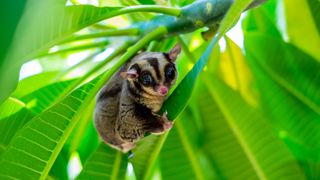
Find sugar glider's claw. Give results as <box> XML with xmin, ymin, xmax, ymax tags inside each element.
<box><xmin>162</xmin><ymin>111</ymin><xmax>168</xmax><ymax>120</ymax></box>
<box><xmin>163</xmin><ymin>120</ymin><xmax>173</xmax><ymax>131</ymax></box>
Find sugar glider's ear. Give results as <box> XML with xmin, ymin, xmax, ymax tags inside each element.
<box><xmin>120</xmin><ymin>69</ymin><xmax>138</xmax><ymax>79</ymax></box>
<box><xmin>167</xmin><ymin>44</ymin><xmax>181</xmax><ymax>62</ymax></box>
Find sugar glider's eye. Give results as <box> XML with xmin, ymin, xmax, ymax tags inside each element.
<box><xmin>139</xmin><ymin>73</ymin><xmax>154</xmax><ymax>86</ymax></box>
<box><xmin>165</xmin><ymin>65</ymin><xmax>176</xmax><ymax>80</ymax></box>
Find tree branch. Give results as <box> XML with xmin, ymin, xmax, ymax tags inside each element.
<box><xmin>135</xmin><ymin>0</ymin><xmax>267</xmax><ymax>36</ymax></box>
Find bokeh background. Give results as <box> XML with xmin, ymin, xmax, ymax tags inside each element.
<box><xmin>0</xmin><ymin>0</ymin><xmax>319</xmax><ymax>179</ymax></box>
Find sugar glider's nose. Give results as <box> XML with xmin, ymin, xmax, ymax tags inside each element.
<box><xmin>158</xmin><ymin>86</ymin><xmax>168</xmax><ymax>95</ymax></box>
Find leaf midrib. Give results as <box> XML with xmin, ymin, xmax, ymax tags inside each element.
<box><xmin>253</xmin><ymin>53</ymin><xmax>320</xmax><ymax>116</ymax></box>
<box><xmin>40</xmin><ymin>81</ymin><xmax>99</xmax><ymax>179</ymax></box>
<box><xmin>204</xmin><ymin>78</ymin><xmax>267</xmax><ymax>180</ymax></box>
<box><xmin>175</xmin><ymin>120</ymin><xmax>205</xmax><ymax>180</ymax></box>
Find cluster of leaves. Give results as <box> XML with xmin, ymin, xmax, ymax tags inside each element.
<box><xmin>0</xmin><ymin>0</ymin><xmax>319</xmax><ymax>179</ymax></box>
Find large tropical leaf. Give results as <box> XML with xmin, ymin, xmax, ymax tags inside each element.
<box><xmin>0</xmin><ymin>3</ymin><xmax>121</xmax><ymax>103</ymax></box>
<box><xmin>0</xmin><ymin>0</ymin><xmax>37</xmax><ymax>66</ymax></box>
<box><xmin>199</xmin><ymin>77</ymin><xmax>306</xmax><ymax>179</ymax></box>
<box><xmin>0</xmin><ymin>79</ymin><xmax>80</xmax><ymax>164</ymax></box>
<box><xmin>244</xmin><ymin>34</ymin><xmax>320</xmax><ymax>179</ymax></box>
<box><xmin>0</xmin><ymin>75</ymin><xmax>102</xmax><ymax>179</ymax></box>
<box><xmin>245</xmin><ymin>33</ymin><xmax>320</xmax><ymax>113</ymax></box>
<box><xmin>242</xmin><ymin>6</ymin><xmax>320</xmax><ymax>171</ymax></box>
<box><xmin>217</xmin><ymin>36</ymin><xmax>257</xmax><ymax>106</ymax></box>
<box><xmin>77</xmin><ymin>143</ymin><xmax>128</xmax><ymax>180</ymax></box>
<box><xmin>246</xmin><ymin>50</ymin><xmax>320</xmax><ymax>178</ymax></box>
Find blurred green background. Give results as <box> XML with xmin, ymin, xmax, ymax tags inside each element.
<box><xmin>0</xmin><ymin>0</ymin><xmax>319</xmax><ymax>179</ymax></box>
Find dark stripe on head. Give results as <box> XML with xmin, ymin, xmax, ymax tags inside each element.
<box><xmin>163</xmin><ymin>53</ymin><xmax>171</xmax><ymax>62</ymax></box>
<box><xmin>127</xmin><ymin>80</ymin><xmax>139</xmax><ymax>98</ymax></box>
<box><xmin>133</xmin><ymin>81</ymin><xmax>143</xmax><ymax>92</ymax></box>
<box><xmin>130</xmin><ymin>63</ymin><xmax>141</xmax><ymax>74</ymax></box>
<box><xmin>145</xmin><ymin>57</ymin><xmax>161</xmax><ymax>80</ymax></box>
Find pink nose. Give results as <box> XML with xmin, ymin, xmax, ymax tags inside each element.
<box><xmin>159</xmin><ymin>86</ymin><xmax>168</xmax><ymax>95</ymax></box>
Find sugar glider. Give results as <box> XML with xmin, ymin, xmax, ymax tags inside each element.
<box><xmin>94</xmin><ymin>44</ymin><xmax>181</xmax><ymax>152</ymax></box>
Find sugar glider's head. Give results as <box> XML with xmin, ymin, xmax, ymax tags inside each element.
<box><xmin>121</xmin><ymin>44</ymin><xmax>181</xmax><ymax>97</ymax></box>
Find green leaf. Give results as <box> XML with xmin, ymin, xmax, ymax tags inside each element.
<box><xmin>217</xmin><ymin>0</ymin><xmax>254</xmax><ymax>38</ymax></box>
<box><xmin>159</xmin><ymin>112</ymin><xmax>216</xmax><ymax>179</ymax></box>
<box><xmin>0</xmin><ymin>0</ymin><xmax>27</xmax><ymax>66</ymax></box>
<box><xmin>0</xmin><ymin>75</ymin><xmax>102</xmax><ymax>179</ymax></box>
<box><xmin>131</xmin><ymin>1</ymin><xmax>254</xmax><ymax>177</ymax></box>
<box><xmin>74</xmin><ymin>123</ymin><xmax>100</xmax><ymax>163</ymax></box>
<box><xmin>0</xmin><ymin>25</ymin><xmax>165</xmax><ymax>179</ymax></box>
<box><xmin>306</xmin><ymin>0</ymin><xmax>320</xmax><ymax>34</ymax></box>
<box><xmin>48</xmin><ymin>152</ymin><xmax>69</xmax><ymax>180</ymax></box>
<box><xmin>159</xmin><ymin>127</ymin><xmax>200</xmax><ymax>179</ymax></box>
<box><xmin>245</xmin><ymin>33</ymin><xmax>320</xmax><ymax>114</ymax></box>
<box><xmin>137</xmin><ymin>0</ymin><xmax>156</xmax><ymax>5</ymax></box>
<box><xmin>37</xmin><ymin>40</ymin><xmax>109</xmax><ymax>58</ymax></box>
<box><xmin>200</xmin><ymin>77</ymin><xmax>306</xmax><ymax>179</ymax></box>
<box><xmin>0</xmin><ymin>79</ymin><xmax>78</xmax><ymax>160</ymax></box>
<box><xmin>19</xmin><ymin>79</ymin><xmax>78</xmax><ymax>114</ymax></box>
<box><xmin>244</xmin><ymin>33</ymin><xmax>320</xmax><ymax>179</ymax></box>
<box><xmin>0</xmin><ymin>97</ymin><xmax>25</xmax><ymax>119</ymax></box>
<box><xmin>77</xmin><ymin>143</ymin><xmax>128</xmax><ymax>180</ymax></box>
<box><xmin>282</xmin><ymin>0</ymin><xmax>320</xmax><ymax>61</ymax></box>
<box><xmin>66</xmin><ymin>100</ymin><xmax>99</xmax><ymax>163</ymax></box>
<box><xmin>12</xmin><ymin>72</ymin><xmax>60</xmax><ymax>98</ymax></box>
<box><xmin>246</xmin><ymin>54</ymin><xmax>320</xmax><ymax>178</ymax></box>
<box><xmin>0</xmin><ymin>3</ymin><xmax>122</xmax><ymax>103</ymax></box>
<box><xmin>0</xmin><ymin>2</ymin><xmax>179</xmax><ymax>103</ymax></box>
<box><xmin>130</xmin><ymin>135</ymin><xmax>167</xmax><ymax>179</ymax></box>
<box><xmin>0</xmin><ymin>98</ymin><xmax>35</xmax><ymax>156</ymax></box>
<box><xmin>161</xmin><ymin>0</ymin><xmax>254</xmax><ymax>119</ymax></box>
<box><xmin>242</xmin><ymin>1</ymin><xmax>282</xmax><ymax>38</ymax></box>
<box><xmin>161</xmin><ymin>37</ymin><xmax>217</xmax><ymax>119</ymax></box>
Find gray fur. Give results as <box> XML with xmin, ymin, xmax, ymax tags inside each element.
<box><xmin>94</xmin><ymin>46</ymin><xmax>180</xmax><ymax>152</ymax></box>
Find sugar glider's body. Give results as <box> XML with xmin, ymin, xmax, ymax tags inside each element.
<box><xmin>94</xmin><ymin>45</ymin><xmax>181</xmax><ymax>152</ymax></box>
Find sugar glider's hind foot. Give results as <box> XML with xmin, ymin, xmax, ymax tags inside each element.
<box><xmin>106</xmin><ymin>142</ymin><xmax>135</xmax><ymax>153</ymax></box>
<box><xmin>163</xmin><ymin>120</ymin><xmax>173</xmax><ymax>131</ymax></box>
<box><xmin>161</xmin><ymin>111</ymin><xmax>173</xmax><ymax>131</ymax></box>
<box><xmin>150</xmin><ymin>112</ymin><xmax>173</xmax><ymax>135</ymax></box>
